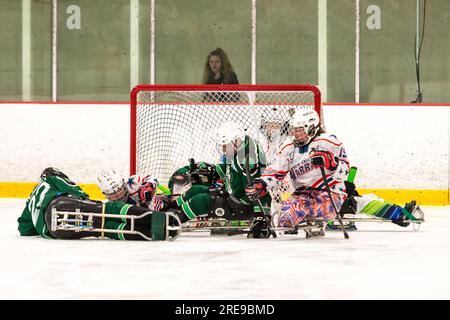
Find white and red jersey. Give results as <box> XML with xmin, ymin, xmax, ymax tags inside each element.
<box><xmin>126</xmin><ymin>175</ymin><xmax>158</xmax><ymax>209</ymax></box>
<box><xmin>260</xmin><ymin>133</ymin><xmax>350</xmax><ymax>195</ymax></box>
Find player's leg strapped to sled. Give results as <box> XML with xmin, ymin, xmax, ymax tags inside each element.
<box><xmin>46</xmin><ymin>195</ymin><xmax>182</xmax><ymax>241</ymax></box>
<box><xmin>169</xmin><ymin>184</ymin><xmax>273</xmax><ymax>237</ymax></box>
<box><xmin>325</xmin><ymin>168</ymin><xmax>425</xmax><ymax>232</ymax></box>
<box><xmin>162</xmin><ymin>182</ymin><xmax>328</xmax><ymax>239</ymax></box>
<box><xmin>334</xmin><ymin>194</ymin><xmax>425</xmax><ymax>230</ymax></box>
<box><xmin>155</xmin><ymin>162</ymin><xmax>424</xmax><ymax>239</ymax></box>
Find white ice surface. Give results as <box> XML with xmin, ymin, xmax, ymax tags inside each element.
<box><xmin>1</xmin><ymin>198</ymin><xmax>449</xmax><ymax>300</ymax></box>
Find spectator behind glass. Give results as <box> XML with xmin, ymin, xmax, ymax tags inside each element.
<box><xmin>202</xmin><ymin>48</ymin><xmax>240</xmax><ymax>102</ymax></box>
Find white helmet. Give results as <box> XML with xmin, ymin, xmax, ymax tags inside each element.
<box><xmin>213</xmin><ymin>121</ymin><xmax>246</xmax><ymax>154</ymax></box>
<box><xmin>289</xmin><ymin>109</ymin><xmax>320</xmax><ymax>146</ymax></box>
<box><xmin>96</xmin><ymin>169</ymin><xmax>129</xmax><ymax>202</ymax></box>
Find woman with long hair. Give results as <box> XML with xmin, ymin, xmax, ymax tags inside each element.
<box><xmin>202</xmin><ymin>48</ymin><xmax>239</xmax><ymax>102</ymax></box>
<box><xmin>202</xmin><ymin>47</ymin><xmax>239</xmax><ymax>85</ymax></box>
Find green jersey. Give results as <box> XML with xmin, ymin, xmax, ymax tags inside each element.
<box><xmin>17</xmin><ymin>175</ymin><xmax>88</xmax><ymax>238</ymax></box>
<box><xmin>215</xmin><ymin>136</ymin><xmax>268</xmax><ymax>203</ymax></box>
<box><xmin>174</xmin><ymin>136</ymin><xmax>270</xmax><ymax>219</ymax></box>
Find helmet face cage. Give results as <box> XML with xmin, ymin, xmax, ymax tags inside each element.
<box><xmin>171</xmin><ymin>173</ymin><xmax>192</xmax><ymax>195</ymax></box>
<box><xmin>105</xmin><ymin>184</ymin><xmax>129</xmax><ymax>202</ymax></box>
<box><xmin>261</xmin><ymin>120</ymin><xmax>283</xmax><ymax>141</ymax></box>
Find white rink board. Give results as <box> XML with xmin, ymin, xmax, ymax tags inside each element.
<box><xmin>0</xmin><ymin>103</ymin><xmax>448</xmax><ymax>190</ymax></box>
<box><xmin>1</xmin><ymin>198</ymin><xmax>450</xmax><ymax>299</ymax></box>
<box><xmin>323</xmin><ymin>105</ymin><xmax>449</xmax><ymax>189</ymax></box>
<box><xmin>0</xmin><ymin>104</ymin><xmax>130</xmax><ymax>184</ymax></box>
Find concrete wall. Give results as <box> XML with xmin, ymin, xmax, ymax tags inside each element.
<box><xmin>0</xmin><ymin>0</ymin><xmax>449</xmax><ymax>102</ymax></box>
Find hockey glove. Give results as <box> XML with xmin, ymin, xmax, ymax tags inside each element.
<box><xmin>40</xmin><ymin>167</ymin><xmax>70</xmax><ymax>180</ymax></box>
<box><xmin>247</xmin><ymin>216</ymin><xmax>271</xmax><ymax>239</ymax></box>
<box><xmin>190</xmin><ymin>162</ymin><xmax>216</xmax><ymax>184</ymax></box>
<box><xmin>138</xmin><ymin>182</ymin><xmax>157</xmax><ymax>207</ymax></box>
<box><xmin>344</xmin><ymin>181</ymin><xmax>360</xmax><ymax>197</ymax></box>
<box><xmin>310</xmin><ymin>150</ymin><xmax>339</xmax><ymax>171</ymax></box>
<box><xmin>150</xmin><ymin>195</ymin><xmax>176</xmax><ymax>211</ymax></box>
<box><xmin>40</xmin><ymin>167</ymin><xmax>79</xmax><ymax>188</ymax></box>
<box><xmin>245</xmin><ymin>179</ymin><xmax>268</xmax><ymax>202</ymax></box>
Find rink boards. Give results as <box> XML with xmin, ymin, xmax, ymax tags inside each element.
<box><xmin>0</xmin><ymin>102</ymin><xmax>448</xmax><ymax>205</ymax></box>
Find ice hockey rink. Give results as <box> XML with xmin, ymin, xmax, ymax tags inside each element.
<box><xmin>1</xmin><ymin>198</ymin><xmax>449</xmax><ymax>300</ymax></box>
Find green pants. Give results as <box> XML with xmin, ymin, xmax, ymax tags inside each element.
<box><xmin>176</xmin><ymin>185</ymin><xmax>211</xmax><ymax>220</ymax></box>
<box><xmin>176</xmin><ymin>185</ymin><xmax>271</xmax><ymax>220</ymax></box>
<box><xmin>42</xmin><ymin>197</ymin><xmax>156</xmax><ymax>240</ymax></box>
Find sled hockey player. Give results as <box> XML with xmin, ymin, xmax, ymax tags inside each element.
<box><xmin>245</xmin><ymin>109</ymin><xmax>423</xmax><ymax>234</ymax></box>
<box><xmin>17</xmin><ymin>167</ymin><xmax>181</xmax><ymax>241</ymax></box>
<box><xmin>162</xmin><ymin>121</ymin><xmax>270</xmax><ymax>226</ymax></box>
<box><xmin>246</xmin><ymin>109</ymin><xmax>349</xmax><ymax>231</ymax></box>
<box><xmin>96</xmin><ymin>169</ymin><xmax>168</xmax><ymax>212</ymax></box>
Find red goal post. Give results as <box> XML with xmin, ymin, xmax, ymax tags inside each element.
<box><xmin>130</xmin><ymin>84</ymin><xmax>322</xmax><ymax>183</ymax></box>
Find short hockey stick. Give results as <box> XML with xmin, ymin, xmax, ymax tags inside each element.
<box><xmin>244</xmin><ymin>136</ymin><xmax>276</xmax><ymax>238</ymax></box>
<box><xmin>320</xmin><ymin>167</ymin><xmax>349</xmax><ymax>239</ymax></box>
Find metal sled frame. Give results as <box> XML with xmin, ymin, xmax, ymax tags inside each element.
<box><xmin>273</xmin><ymin>219</ymin><xmax>326</xmax><ymax>238</ymax></box>
<box><xmin>182</xmin><ymin>218</ymin><xmax>251</xmax><ymax>232</ymax></box>
<box><xmin>182</xmin><ymin>217</ymin><xmax>326</xmax><ymax>239</ymax></box>
<box><xmin>338</xmin><ymin>205</ymin><xmax>425</xmax><ymax>231</ymax></box>
<box><xmin>340</xmin><ymin>216</ymin><xmax>424</xmax><ymax>231</ymax></box>
<box><xmin>51</xmin><ymin>208</ymin><xmax>182</xmax><ymax>241</ymax></box>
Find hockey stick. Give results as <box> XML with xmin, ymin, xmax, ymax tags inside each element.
<box><xmin>326</xmin><ymin>166</ymin><xmax>358</xmax><ymax>230</ymax></box>
<box><xmin>156</xmin><ymin>183</ymin><xmax>172</xmax><ymax>195</ymax></box>
<box><xmin>244</xmin><ymin>135</ymin><xmax>276</xmax><ymax>238</ymax></box>
<box><xmin>320</xmin><ymin>167</ymin><xmax>349</xmax><ymax>239</ymax></box>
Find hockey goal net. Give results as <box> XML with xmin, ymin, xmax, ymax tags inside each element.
<box><xmin>130</xmin><ymin>84</ymin><xmax>322</xmax><ymax>200</ymax></box>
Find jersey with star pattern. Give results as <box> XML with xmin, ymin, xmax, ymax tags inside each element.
<box><xmin>260</xmin><ymin>133</ymin><xmax>350</xmax><ymax>195</ymax></box>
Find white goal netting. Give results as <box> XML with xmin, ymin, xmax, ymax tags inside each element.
<box><xmin>131</xmin><ymin>84</ymin><xmax>322</xmax><ymax>210</ymax></box>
